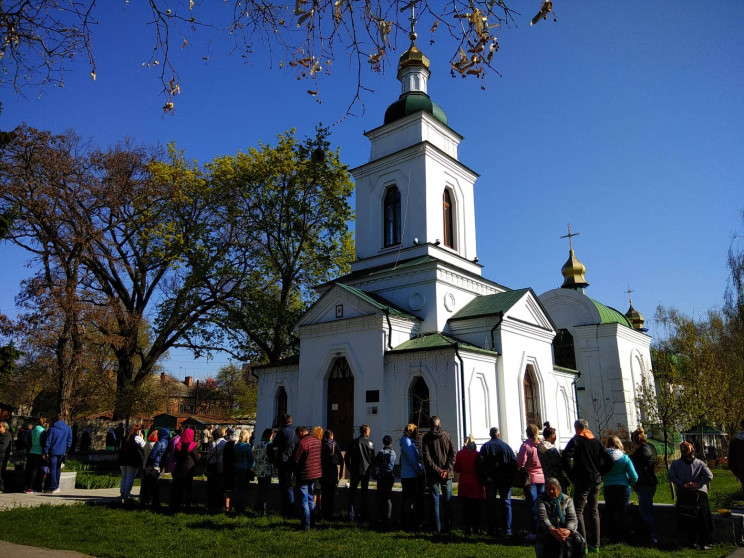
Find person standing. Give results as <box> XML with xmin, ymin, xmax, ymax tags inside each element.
<box><xmin>170</xmin><ymin>427</ymin><xmax>200</xmax><ymax>512</ymax></box>
<box><xmin>630</xmin><ymin>426</ymin><xmax>658</xmax><ymax>545</ymax></box>
<box><xmin>421</xmin><ymin>416</ymin><xmax>456</xmax><ymax>534</ymax></box>
<box><xmin>222</xmin><ymin>428</ymin><xmax>240</xmax><ymax>513</ymax></box>
<box><xmin>320</xmin><ymin>429</ymin><xmax>344</xmax><ymax>520</ymax></box>
<box><xmin>517</xmin><ymin>424</ymin><xmax>546</xmax><ymax>541</ymax></box>
<box><xmin>0</xmin><ymin>422</ymin><xmax>11</xmax><ymax>494</ymax></box>
<box><xmin>24</xmin><ymin>417</ymin><xmax>47</xmax><ymax>493</ymax></box>
<box><xmin>453</xmin><ymin>435</ymin><xmax>485</xmax><ymax>535</ymax></box>
<box><xmin>114</xmin><ymin>422</ymin><xmax>125</xmax><ymax>451</ymax></box>
<box><xmin>602</xmin><ymin>435</ymin><xmax>638</xmax><ymax>543</ymax></box>
<box><xmin>294</xmin><ymin>425</ymin><xmax>322</xmax><ymax>530</ymax></box>
<box><xmin>479</xmin><ymin>426</ymin><xmax>517</xmax><ymax>537</ymax></box>
<box><xmin>43</xmin><ymin>414</ymin><xmax>72</xmax><ymax>494</ymax></box>
<box><xmin>728</xmin><ymin>419</ymin><xmax>744</xmax><ymax>490</ymax></box>
<box><xmin>118</xmin><ymin>425</ymin><xmax>145</xmax><ymax>502</ymax></box>
<box><xmin>206</xmin><ymin>427</ymin><xmax>226</xmax><ymax>513</ymax></box>
<box><xmin>233</xmin><ymin>429</ymin><xmax>254</xmax><ymax>514</ymax></box>
<box><xmin>272</xmin><ymin>413</ymin><xmax>298</xmax><ymax>517</ymax></box>
<box><xmin>375</xmin><ymin>434</ymin><xmax>397</xmax><ymax>527</ymax></box>
<box><xmin>538</xmin><ymin>422</ymin><xmax>569</xmax><ymax>491</ymax></box>
<box><xmin>141</xmin><ymin>427</ymin><xmax>169</xmax><ymax>509</ymax></box>
<box><xmin>252</xmin><ymin>428</ymin><xmax>275</xmax><ymax>516</ymax></box>
<box><xmin>345</xmin><ymin>424</ymin><xmax>375</xmax><ymax>522</ymax></box>
<box><xmin>669</xmin><ymin>441</ymin><xmax>714</xmax><ymax>550</ymax></box>
<box><xmin>561</xmin><ymin>418</ymin><xmax>611</xmax><ymax>554</ymax></box>
<box><xmin>399</xmin><ymin>424</ymin><xmax>425</xmax><ymax>528</ymax></box>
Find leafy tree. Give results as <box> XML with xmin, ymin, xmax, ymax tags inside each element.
<box><xmin>207</xmin><ymin>126</ymin><xmax>354</xmax><ymax>363</ymax></box>
<box><xmin>0</xmin><ymin>341</ymin><xmax>23</xmax><ymax>383</ymax></box>
<box><xmin>0</xmin><ymin>1</ymin><xmax>534</xmax><ymax>111</ymax></box>
<box><xmin>215</xmin><ymin>363</ymin><xmax>257</xmax><ymax>419</ymax></box>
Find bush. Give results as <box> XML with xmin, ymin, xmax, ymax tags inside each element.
<box><xmin>75</xmin><ymin>472</ymin><xmax>120</xmax><ymax>490</ymax></box>
<box><xmin>64</xmin><ymin>459</ymin><xmax>91</xmax><ymax>472</ymax></box>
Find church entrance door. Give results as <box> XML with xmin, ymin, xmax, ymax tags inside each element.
<box><xmin>327</xmin><ymin>357</ymin><xmax>355</xmax><ymax>452</ymax></box>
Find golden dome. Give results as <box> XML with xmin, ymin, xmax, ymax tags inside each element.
<box><xmin>561</xmin><ymin>249</ymin><xmax>589</xmax><ymax>290</ymax></box>
<box><xmin>625</xmin><ymin>302</ymin><xmax>646</xmax><ymax>330</ymax></box>
<box><xmin>397</xmin><ymin>34</ymin><xmax>430</xmax><ymax>77</ymax></box>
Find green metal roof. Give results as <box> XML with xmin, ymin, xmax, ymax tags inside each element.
<box><xmin>384</xmin><ymin>91</ymin><xmax>448</xmax><ymax>126</ymax></box>
<box><xmin>449</xmin><ymin>289</ymin><xmax>530</xmax><ymax>321</ymax></box>
<box><xmin>389</xmin><ymin>332</ymin><xmax>498</xmax><ymax>357</ymax></box>
<box><xmin>588</xmin><ymin>298</ymin><xmax>632</xmax><ymax>328</ymax></box>
<box><xmin>335</xmin><ymin>283</ymin><xmax>416</xmax><ymax>319</ymax></box>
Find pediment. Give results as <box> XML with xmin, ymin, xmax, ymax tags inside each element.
<box><xmin>502</xmin><ymin>289</ymin><xmax>555</xmax><ymax>331</ymax></box>
<box><xmin>296</xmin><ymin>283</ymin><xmax>402</xmax><ymax>328</ymax></box>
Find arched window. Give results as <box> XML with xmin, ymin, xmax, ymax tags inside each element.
<box><xmin>523</xmin><ymin>366</ymin><xmax>541</xmax><ymax>427</ymax></box>
<box><xmin>553</xmin><ymin>329</ymin><xmax>577</xmax><ymax>369</ymax></box>
<box><xmin>442</xmin><ymin>188</ymin><xmax>455</xmax><ymax>248</ymax></box>
<box><xmin>273</xmin><ymin>386</ymin><xmax>288</xmax><ymax>428</ymax></box>
<box><xmin>409</xmin><ymin>376</ymin><xmax>430</xmax><ymax>429</ymax></box>
<box><xmin>383</xmin><ymin>186</ymin><xmax>401</xmax><ymax>247</ymax></box>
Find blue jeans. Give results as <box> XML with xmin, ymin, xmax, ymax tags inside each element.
<box><xmin>635</xmin><ymin>484</ymin><xmax>657</xmax><ymax>540</ymax></box>
<box><xmin>429</xmin><ymin>478</ymin><xmax>453</xmax><ymax>533</ymax></box>
<box><xmin>526</xmin><ymin>482</ymin><xmax>545</xmax><ymax>533</ymax></box>
<box><xmin>48</xmin><ymin>455</ymin><xmax>64</xmax><ymax>491</ymax></box>
<box><xmin>119</xmin><ymin>465</ymin><xmax>139</xmax><ymax>498</ymax></box>
<box><xmin>299</xmin><ymin>481</ymin><xmax>316</xmax><ymax>529</ymax></box>
<box><xmin>485</xmin><ymin>482</ymin><xmax>512</xmax><ymax>534</ymax></box>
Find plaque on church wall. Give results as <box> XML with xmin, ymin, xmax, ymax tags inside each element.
<box><xmin>331</xmin><ymin>403</ymin><xmax>338</xmax><ymax>411</ymax></box>
<box><xmin>409</xmin><ymin>292</ymin><xmax>425</xmax><ymax>311</ymax></box>
<box><xmin>336</xmin><ymin>304</ymin><xmax>343</xmax><ymax>318</ymax></box>
<box><xmin>444</xmin><ymin>292</ymin><xmax>455</xmax><ymax>312</ymax></box>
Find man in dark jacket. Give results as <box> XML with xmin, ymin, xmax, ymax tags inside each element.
<box><xmin>0</xmin><ymin>422</ymin><xmax>11</xmax><ymax>493</ymax></box>
<box><xmin>421</xmin><ymin>416</ymin><xmax>456</xmax><ymax>534</ymax></box>
<box><xmin>728</xmin><ymin>419</ymin><xmax>744</xmax><ymax>489</ymax></box>
<box><xmin>561</xmin><ymin>418</ymin><xmax>611</xmax><ymax>552</ymax></box>
<box><xmin>344</xmin><ymin>424</ymin><xmax>375</xmax><ymax>521</ymax></box>
<box><xmin>272</xmin><ymin>413</ymin><xmax>298</xmax><ymax>517</ymax></box>
<box><xmin>293</xmin><ymin>425</ymin><xmax>322</xmax><ymax>530</ymax></box>
<box><xmin>479</xmin><ymin>426</ymin><xmax>517</xmax><ymax>536</ymax></box>
<box><xmin>44</xmin><ymin>414</ymin><xmax>72</xmax><ymax>493</ymax></box>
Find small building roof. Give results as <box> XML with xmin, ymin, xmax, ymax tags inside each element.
<box><xmin>449</xmin><ymin>288</ymin><xmax>531</xmax><ymax>321</ymax></box>
<box><xmin>587</xmin><ymin>298</ymin><xmax>632</xmax><ymax>328</ymax></box>
<box><xmin>389</xmin><ymin>332</ymin><xmax>498</xmax><ymax>357</ymax></box>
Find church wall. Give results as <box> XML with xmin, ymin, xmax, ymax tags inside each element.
<box><xmin>254</xmin><ymin>365</ymin><xmax>299</xmax><ymax>434</ymax></box>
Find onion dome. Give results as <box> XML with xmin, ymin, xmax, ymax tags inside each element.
<box><xmin>625</xmin><ymin>301</ymin><xmax>646</xmax><ymax>331</ymax></box>
<box><xmin>561</xmin><ymin>249</ymin><xmax>589</xmax><ymax>291</ymax></box>
<box><xmin>384</xmin><ymin>33</ymin><xmax>447</xmax><ymax>126</ymax></box>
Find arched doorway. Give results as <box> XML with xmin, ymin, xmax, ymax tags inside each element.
<box><xmin>273</xmin><ymin>386</ymin><xmax>288</xmax><ymax>428</ymax></box>
<box><xmin>326</xmin><ymin>357</ymin><xmax>354</xmax><ymax>451</ymax></box>
<box><xmin>409</xmin><ymin>376</ymin><xmax>430</xmax><ymax>430</ymax></box>
<box><xmin>523</xmin><ymin>365</ymin><xmax>542</xmax><ymax>427</ymax></box>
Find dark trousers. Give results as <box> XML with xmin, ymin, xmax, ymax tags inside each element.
<box><xmin>400</xmin><ymin>476</ymin><xmax>424</xmax><ymax>527</ymax></box>
<box><xmin>348</xmin><ymin>472</ymin><xmax>370</xmax><ymax>520</ymax></box>
<box><xmin>320</xmin><ymin>481</ymin><xmax>338</xmax><ymax>520</ymax></box>
<box><xmin>206</xmin><ymin>470</ymin><xmax>223</xmax><ymax>511</ymax></box>
<box><xmin>25</xmin><ymin>453</ymin><xmax>42</xmax><ymax>491</ymax></box>
<box><xmin>278</xmin><ymin>465</ymin><xmax>295</xmax><ymax>517</ymax></box>
<box><xmin>603</xmin><ymin>484</ymin><xmax>630</xmax><ymax>542</ymax></box>
<box><xmin>376</xmin><ymin>475</ymin><xmax>394</xmax><ymax>523</ymax></box>
<box><xmin>170</xmin><ymin>474</ymin><xmax>194</xmax><ymax>511</ymax></box>
<box><xmin>573</xmin><ymin>482</ymin><xmax>601</xmax><ymax>548</ymax></box>
<box><xmin>256</xmin><ymin>476</ymin><xmax>271</xmax><ymax>514</ymax></box>
<box><xmin>0</xmin><ymin>457</ymin><xmax>8</xmax><ymax>492</ymax></box>
<box><xmin>461</xmin><ymin>497</ymin><xmax>483</xmax><ymax>534</ymax></box>
<box><xmin>485</xmin><ymin>481</ymin><xmax>512</xmax><ymax>534</ymax></box>
<box><xmin>140</xmin><ymin>468</ymin><xmax>161</xmax><ymax>508</ymax></box>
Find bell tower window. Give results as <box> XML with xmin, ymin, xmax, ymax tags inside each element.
<box><xmin>443</xmin><ymin>188</ymin><xmax>455</xmax><ymax>248</ymax></box>
<box><xmin>384</xmin><ymin>185</ymin><xmax>401</xmax><ymax>247</ymax></box>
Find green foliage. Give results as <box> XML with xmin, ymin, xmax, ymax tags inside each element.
<box><xmin>0</xmin><ymin>341</ymin><xmax>23</xmax><ymax>383</ymax></box>
<box><xmin>74</xmin><ymin>472</ymin><xmax>121</xmax><ymax>490</ymax></box>
<box><xmin>215</xmin><ymin>363</ymin><xmax>257</xmax><ymax>418</ymax></box>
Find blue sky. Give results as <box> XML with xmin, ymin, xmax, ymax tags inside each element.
<box><xmin>1</xmin><ymin>2</ymin><xmax>742</xmax><ymax>380</ymax></box>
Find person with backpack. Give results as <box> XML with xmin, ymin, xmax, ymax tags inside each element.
<box><xmin>373</xmin><ymin>434</ymin><xmax>397</xmax><ymax>527</ymax></box>
<box><xmin>320</xmin><ymin>429</ymin><xmax>344</xmax><ymax>520</ymax></box>
<box><xmin>141</xmin><ymin>427</ymin><xmax>169</xmax><ymax>509</ymax></box>
<box><xmin>479</xmin><ymin>426</ymin><xmax>517</xmax><ymax>537</ymax></box>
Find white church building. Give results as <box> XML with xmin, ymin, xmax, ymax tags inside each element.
<box><xmin>253</xmin><ymin>37</ymin><xmax>652</xmax><ymax>451</ymax></box>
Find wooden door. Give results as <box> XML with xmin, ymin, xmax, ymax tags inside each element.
<box><xmin>326</xmin><ymin>358</ymin><xmax>355</xmax><ymax>452</ymax></box>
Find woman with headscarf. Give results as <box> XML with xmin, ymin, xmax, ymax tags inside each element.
<box><xmin>668</xmin><ymin>441</ymin><xmax>714</xmax><ymax>550</ymax></box>
<box><xmin>453</xmin><ymin>435</ymin><xmax>485</xmax><ymax>535</ymax></box>
<box><xmin>630</xmin><ymin>426</ymin><xmax>658</xmax><ymax>545</ymax></box>
<box><xmin>170</xmin><ymin>427</ymin><xmax>200</xmax><ymax>512</ymax></box>
<box><xmin>538</xmin><ymin>422</ymin><xmax>569</xmax><ymax>491</ymax></box>
<box><xmin>517</xmin><ymin>423</ymin><xmax>546</xmax><ymax>541</ymax></box>
<box><xmin>535</xmin><ymin>477</ymin><xmax>586</xmax><ymax>557</ymax></box>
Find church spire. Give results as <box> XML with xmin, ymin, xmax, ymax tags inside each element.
<box><xmin>559</xmin><ymin>223</ymin><xmax>589</xmax><ymax>292</ymax></box>
<box><xmin>397</xmin><ymin>1</ymin><xmax>430</xmax><ymax>95</ymax></box>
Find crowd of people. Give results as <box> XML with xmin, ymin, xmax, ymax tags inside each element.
<box><xmin>1</xmin><ymin>414</ymin><xmax>737</xmax><ymax>554</ymax></box>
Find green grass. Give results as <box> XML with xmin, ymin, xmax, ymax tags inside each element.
<box><xmin>0</xmin><ymin>505</ymin><xmax>735</xmax><ymax>558</ymax></box>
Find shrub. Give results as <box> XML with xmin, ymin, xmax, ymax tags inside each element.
<box><xmin>75</xmin><ymin>472</ymin><xmax>120</xmax><ymax>490</ymax></box>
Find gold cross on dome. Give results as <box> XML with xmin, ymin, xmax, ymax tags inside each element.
<box><xmin>626</xmin><ymin>285</ymin><xmax>634</xmax><ymax>304</ymax></box>
<box><xmin>560</xmin><ymin>222</ymin><xmax>580</xmax><ymax>251</ymax></box>
<box><xmin>401</xmin><ymin>0</ymin><xmax>420</xmax><ymax>38</ymax></box>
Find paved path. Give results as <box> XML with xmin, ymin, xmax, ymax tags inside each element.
<box><xmin>0</xmin><ymin>486</ymin><xmax>136</xmax><ymax>511</ymax></box>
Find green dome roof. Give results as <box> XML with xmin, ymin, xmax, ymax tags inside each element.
<box><xmin>384</xmin><ymin>91</ymin><xmax>448</xmax><ymax>126</ymax></box>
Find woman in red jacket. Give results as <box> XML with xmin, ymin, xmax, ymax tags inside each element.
<box><xmin>454</xmin><ymin>435</ymin><xmax>485</xmax><ymax>535</ymax></box>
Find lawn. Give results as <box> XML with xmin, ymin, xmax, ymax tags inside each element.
<box><xmin>0</xmin><ymin>504</ymin><xmax>736</xmax><ymax>558</ymax></box>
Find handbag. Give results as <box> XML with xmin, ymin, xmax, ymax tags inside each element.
<box><xmin>676</xmin><ymin>489</ymin><xmax>700</xmax><ymax>519</ymax></box>
<box><xmin>513</xmin><ymin>467</ymin><xmax>529</xmax><ymax>488</ymax></box>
